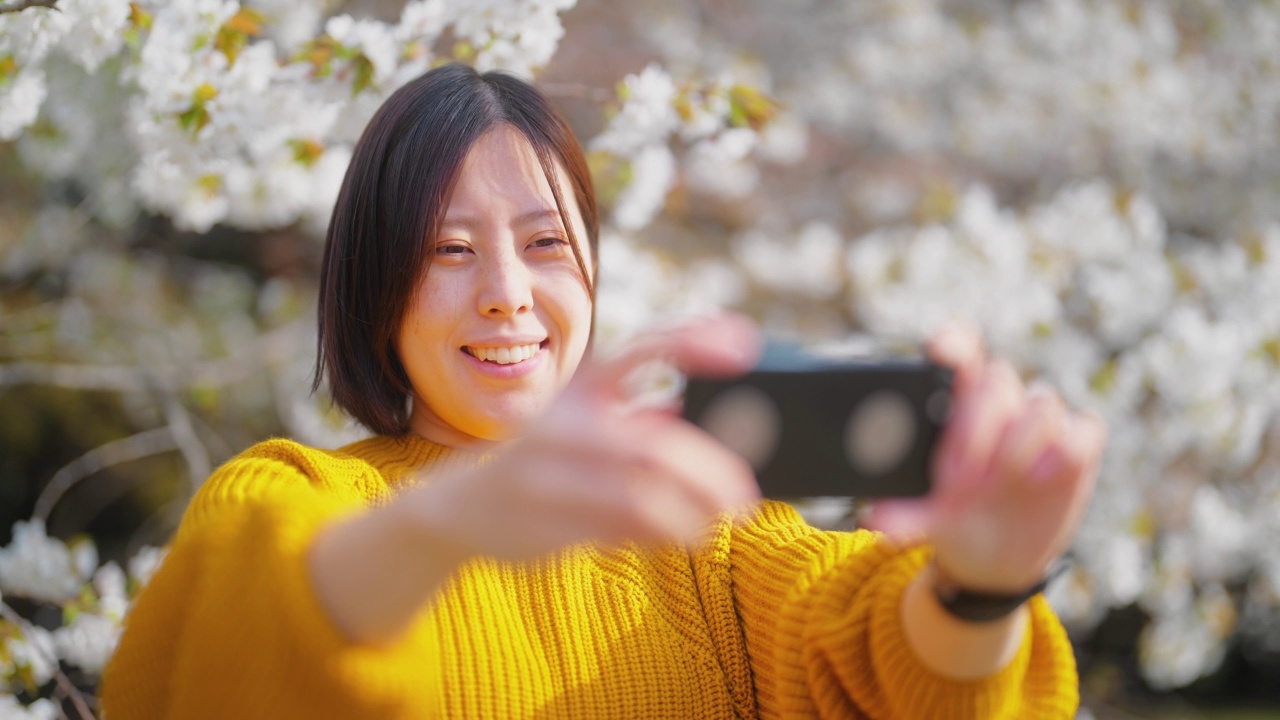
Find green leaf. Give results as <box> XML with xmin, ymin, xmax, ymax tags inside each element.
<box><xmin>727</xmin><ymin>84</ymin><xmax>779</xmax><ymax>131</ymax></box>
<box><xmin>214</xmin><ymin>26</ymin><xmax>248</xmax><ymax>66</ymax></box>
<box><xmin>197</xmin><ymin>174</ymin><xmax>222</xmax><ymax>195</ymax></box>
<box><xmin>289</xmin><ymin>138</ymin><xmax>326</xmax><ymax>168</ymax></box>
<box><xmin>178</xmin><ymin>105</ymin><xmax>208</xmax><ymax>133</ymax></box>
<box><xmin>177</xmin><ymin>83</ymin><xmax>218</xmax><ymax>133</ymax></box>
<box><xmin>1261</xmin><ymin>338</ymin><xmax>1280</xmax><ymax>367</ymax></box>
<box><xmin>352</xmin><ymin>54</ymin><xmax>375</xmax><ymax>96</ymax></box>
<box><xmin>0</xmin><ymin>55</ymin><xmax>17</xmax><ymax>85</ymax></box>
<box><xmin>187</xmin><ymin>384</ymin><xmax>220</xmax><ymax>411</ymax></box>
<box><xmin>129</xmin><ymin>2</ymin><xmax>153</xmax><ymax>31</ymax></box>
<box><xmin>224</xmin><ymin>7</ymin><xmax>265</xmax><ymax>36</ymax></box>
<box><xmin>1089</xmin><ymin>357</ymin><xmax>1119</xmax><ymax>395</ymax></box>
<box><xmin>452</xmin><ymin>41</ymin><xmax>475</xmax><ymax>61</ymax></box>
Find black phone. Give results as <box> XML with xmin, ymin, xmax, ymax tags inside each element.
<box><xmin>681</xmin><ymin>343</ymin><xmax>952</xmax><ymax>500</ymax></box>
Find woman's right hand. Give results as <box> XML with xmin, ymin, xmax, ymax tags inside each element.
<box><xmin>312</xmin><ymin>314</ymin><xmax>762</xmax><ymax>644</ymax></box>
<box><xmin>403</xmin><ymin>313</ymin><xmax>764</xmax><ymax>565</ymax></box>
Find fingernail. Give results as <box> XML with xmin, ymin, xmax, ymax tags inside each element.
<box><xmin>1029</xmin><ymin>451</ymin><xmax>1060</xmax><ymax>484</ymax></box>
<box><xmin>935</xmin><ymin>318</ymin><xmax>963</xmax><ymax>338</ymax></box>
<box><xmin>1026</xmin><ymin>380</ymin><xmax>1055</xmax><ymax>400</ymax></box>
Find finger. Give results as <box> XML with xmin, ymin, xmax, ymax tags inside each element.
<box><xmin>529</xmin><ymin>410</ymin><xmax>759</xmax><ymax>542</ymax></box>
<box><xmin>991</xmin><ymin>385</ymin><xmax>1067</xmax><ymax>487</ymax></box>
<box><xmin>1029</xmin><ymin>409</ymin><xmax>1106</xmax><ymax>488</ymax></box>
<box><xmin>933</xmin><ymin>360</ymin><xmax>1024</xmax><ymax>494</ymax></box>
<box><xmin>926</xmin><ymin>319</ymin><xmax>986</xmax><ymax>399</ymax></box>
<box><xmin>531</xmin><ymin>408</ymin><xmax>753</xmax><ymax>510</ymax></box>
<box><xmin>503</xmin><ymin>439</ymin><xmax>717</xmax><ymax>548</ymax></box>
<box><xmin>1024</xmin><ymin>411</ymin><xmax>1107</xmax><ymax>559</ymax></box>
<box><xmin>622</xmin><ymin>412</ymin><xmax>761</xmax><ymax>514</ymax></box>
<box><xmin>577</xmin><ymin>314</ymin><xmax>761</xmax><ymax>401</ymax></box>
<box><xmin>518</xmin><ymin>447</ymin><xmax>635</xmax><ymax>519</ymax></box>
<box><xmin>625</xmin><ymin>467</ymin><xmax>722</xmax><ymax>544</ymax></box>
<box><xmin>862</xmin><ymin>498</ymin><xmax>933</xmax><ymax>542</ymax></box>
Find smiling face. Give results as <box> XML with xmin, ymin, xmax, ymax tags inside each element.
<box><xmin>396</xmin><ymin>125</ymin><xmax>594</xmax><ymax>447</ymax></box>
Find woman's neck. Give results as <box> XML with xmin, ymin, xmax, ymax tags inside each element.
<box><xmin>407</xmin><ymin>402</ymin><xmax>512</xmax><ymax>453</ymax></box>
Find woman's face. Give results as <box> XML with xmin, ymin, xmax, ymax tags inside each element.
<box><xmin>397</xmin><ymin>125</ymin><xmax>593</xmax><ymax>447</ymax></box>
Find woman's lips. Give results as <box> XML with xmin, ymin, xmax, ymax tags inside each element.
<box><xmin>459</xmin><ymin>340</ymin><xmax>548</xmax><ymax>379</ymax></box>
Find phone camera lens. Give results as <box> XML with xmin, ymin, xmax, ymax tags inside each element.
<box><xmin>843</xmin><ymin>390</ymin><xmax>917</xmax><ymax>476</ymax></box>
<box><xmin>697</xmin><ymin>385</ymin><xmax>781</xmax><ymax>471</ymax></box>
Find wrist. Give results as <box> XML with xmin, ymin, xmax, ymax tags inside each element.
<box><xmin>394</xmin><ymin>480</ymin><xmax>476</xmax><ymax>573</ymax></box>
<box><xmin>928</xmin><ymin>558</ymin><xmax>1060</xmax><ymax>624</ymax></box>
<box><xmin>902</xmin><ymin>567</ymin><xmax>1029</xmax><ymax>680</ymax></box>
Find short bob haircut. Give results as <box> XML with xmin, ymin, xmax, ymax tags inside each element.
<box><xmin>314</xmin><ymin>64</ymin><xmax>599</xmax><ymax>436</ymax></box>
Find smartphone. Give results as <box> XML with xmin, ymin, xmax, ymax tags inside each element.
<box><xmin>681</xmin><ymin>342</ymin><xmax>952</xmax><ymax>500</ymax></box>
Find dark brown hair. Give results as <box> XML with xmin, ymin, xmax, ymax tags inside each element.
<box><xmin>314</xmin><ymin>63</ymin><xmax>599</xmax><ymax>436</ymax></box>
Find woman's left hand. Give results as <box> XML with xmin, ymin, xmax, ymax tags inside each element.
<box><xmin>867</xmin><ymin>321</ymin><xmax>1108</xmax><ymax>594</ymax></box>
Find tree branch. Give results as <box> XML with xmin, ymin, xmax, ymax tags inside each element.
<box><xmin>32</xmin><ymin>428</ymin><xmax>178</xmax><ymax>522</ymax></box>
<box><xmin>0</xmin><ymin>0</ymin><xmax>59</xmax><ymax>15</ymax></box>
<box><xmin>0</xmin><ymin>319</ymin><xmax>308</xmax><ymax>392</ymax></box>
<box><xmin>160</xmin><ymin>392</ymin><xmax>211</xmax><ymax>492</ymax></box>
<box><xmin>0</xmin><ymin>602</ymin><xmax>96</xmax><ymax>720</ymax></box>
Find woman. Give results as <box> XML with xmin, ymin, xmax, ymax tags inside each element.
<box><xmin>101</xmin><ymin>64</ymin><xmax>1105</xmax><ymax>719</ymax></box>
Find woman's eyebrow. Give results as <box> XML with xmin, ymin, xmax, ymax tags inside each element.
<box><xmin>441</xmin><ymin>208</ymin><xmax>562</xmax><ymax>230</ymax></box>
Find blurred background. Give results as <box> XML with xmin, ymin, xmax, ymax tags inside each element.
<box><xmin>1</xmin><ymin>0</ymin><xmax>1278</xmax><ymax>717</ymax></box>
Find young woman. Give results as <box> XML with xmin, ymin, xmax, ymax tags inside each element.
<box><xmin>101</xmin><ymin>64</ymin><xmax>1105</xmax><ymax>719</ymax></box>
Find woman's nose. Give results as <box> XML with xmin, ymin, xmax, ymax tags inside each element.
<box><xmin>477</xmin><ymin>250</ymin><xmax>533</xmax><ymax>317</ymax></box>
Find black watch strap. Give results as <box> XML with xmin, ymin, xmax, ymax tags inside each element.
<box><xmin>931</xmin><ymin>559</ymin><xmax>1067</xmax><ymax>623</ymax></box>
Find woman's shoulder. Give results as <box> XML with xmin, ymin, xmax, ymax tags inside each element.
<box><xmin>222</xmin><ymin>436</ymin><xmax>380</xmax><ymax>482</ymax></box>
<box><xmin>206</xmin><ymin>433</ymin><xmax>465</xmax><ymax>500</ymax></box>
<box><xmin>189</xmin><ymin>436</ymin><xmax>395</xmax><ymax>511</ymax></box>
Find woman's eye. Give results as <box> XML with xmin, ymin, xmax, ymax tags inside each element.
<box><xmin>436</xmin><ymin>244</ymin><xmax>468</xmax><ymax>255</ymax></box>
<box><xmin>531</xmin><ymin>236</ymin><xmax>565</xmax><ymax>249</ymax></box>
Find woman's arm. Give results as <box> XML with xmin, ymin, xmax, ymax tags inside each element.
<box><xmin>311</xmin><ymin>314</ymin><xmax>765</xmax><ymax>646</ymax></box>
<box><xmin>709</xmin><ymin>502</ymin><xmax>1079</xmax><ymax>720</ymax></box>
<box><xmin>873</xmin><ymin>321</ymin><xmax>1106</xmax><ymax>682</ymax></box>
<box><xmin>901</xmin><ymin>565</ymin><xmax>1027</xmax><ymax>680</ymax></box>
<box><xmin>308</xmin><ymin>486</ymin><xmax>470</xmax><ymax>645</ymax></box>
<box><xmin>101</xmin><ymin>441</ymin><xmax>448</xmax><ymax>720</ymax></box>
<box><xmin>700</xmin><ymin>321</ymin><xmax>1104</xmax><ymax>719</ymax></box>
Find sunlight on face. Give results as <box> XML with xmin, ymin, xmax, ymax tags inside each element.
<box><xmin>396</xmin><ymin>125</ymin><xmax>594</xmax><ymax>447</ymax></box>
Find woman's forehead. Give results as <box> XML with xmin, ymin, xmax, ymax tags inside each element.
<box><xmin>445</xmin><ymin>126</ymin><xmax>580</xmax><ymax>222</ymax></box>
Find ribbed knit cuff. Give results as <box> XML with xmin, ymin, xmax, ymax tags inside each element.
<box><xmin>792</xmin><ymin>538</ymin><xmax>1078</xmax><ymax>720</ymax></box>
<box><xmin>866</xmin><ymin>546</ymin><xmax>1030</xmax><ymax>718</ymax></box>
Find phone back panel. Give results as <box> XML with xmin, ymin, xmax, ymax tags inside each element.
<box><xmin>682</xmin><ymin>361</ymin><xmax>951</xmax><ymax>499</ymax></box>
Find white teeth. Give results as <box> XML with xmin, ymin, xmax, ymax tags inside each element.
<box><xmin>466</xmin><ymin>343</ymin><xmax>542</xmax><ymax>364</ymax></box>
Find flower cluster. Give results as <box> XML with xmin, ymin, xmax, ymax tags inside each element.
<box><xmin>1</xmin><ymin>520</ymin><xmax>164</xmax><ymax>707</ymax></box>
<box><xmin>842</xmin><ymin>182</ymin><xmax>1280</xmax><ymax>686</ymax></box>
<box><xmin>590</xmin><ymin>63</ymin><xmax>786</xmax><ymax>232</ymax></box>
<box><xmin>3</xmin><ymin>0</ymin><xmax>582</xmax><ymax>233</ymax></box>
<box><xmin>0</xmin><ymin>0</ymin><xmax>130</xmax><ymax>139</ymax></box>
<box><xmin>620</xmin><ymin>0</ymin><xmax>1280</xmax><ymax>690</ymax></box>
<box><xmin>790</xmin><ymin>0</ymin><xmax>1279</xmax><ymax>237</ymax></box>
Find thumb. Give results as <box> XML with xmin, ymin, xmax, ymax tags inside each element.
<box><xmin>862</xmin><ymin>498</ymin><xmax>934</xmax><ymax>543</ymax></box>
<box><xmin>577</xmin><ymin>313</ymin><xmax>761</xmax><ymax>403</ymax></box>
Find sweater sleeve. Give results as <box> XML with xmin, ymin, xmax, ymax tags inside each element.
<box><xmin>721</xmin><ymin>501</ymin><xmax>1078</xmax><ymax>720</ymax></box>
<box><xmin>99</xmin><ymin>439</ymin><xmax>443</xmax><ymax>720</ymax></box>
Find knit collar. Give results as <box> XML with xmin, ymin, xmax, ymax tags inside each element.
<box><xmin>338</xmin><ymin>433</ymin><xmax>497</xmax><ymax>490</ymax></box>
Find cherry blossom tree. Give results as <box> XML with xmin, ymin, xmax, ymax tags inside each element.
<box><xmin>2</xmin><ymin>0</ymin><xmax>1278</xmax><ymax>716</ymax></box>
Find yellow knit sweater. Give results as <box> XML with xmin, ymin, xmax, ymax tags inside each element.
<box><xmin>100</xmin><ymin>435</ymin><xmax>1078</xmax><ymax>719</ymax></box>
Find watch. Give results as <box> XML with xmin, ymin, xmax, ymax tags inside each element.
<box><xmin>930</xmin><ymin>559</ymin><xmax>1066</xmax><ymax>623</ymax></box>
